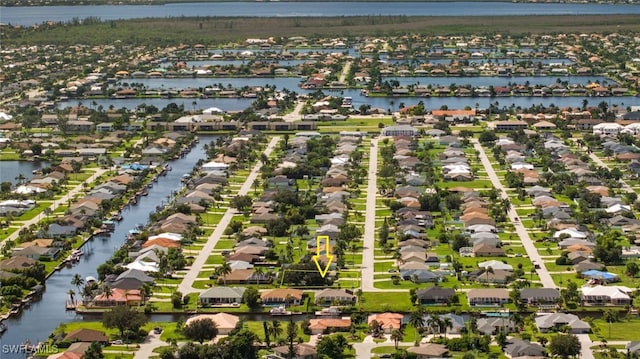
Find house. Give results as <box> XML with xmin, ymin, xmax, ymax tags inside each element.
<box><xmin>473</xmin><ymin>269</ymin><xmax>512</xmax><ymax>284</ymax></box>
<box><xmin>15</xmin><ymin>245</ymin><xmax>61</xmax><ymax>261</ymax></box>
<box><xmin>381</xmin><ymin>125</ymin><xmax>418</xmax><ymax>137</ymax></box>
<box><xmin>534</xmin><ymin>313</ymin><xmax>590</xmax><ymax>333</ymax></box>
<box><xmin>92</xmin><ymin>288</ymin><xmax>142</xmax><ymax>307</ymax></box>
<box><xmin>467</xmin><ymin>289</ymin><xmax>509</xmax><ymax>306</ymax></box>
<box><xmin>626</xmin><ymin>342</ymin><xmax>640</xmax><ymax>355</ymax></box>
<box><xmin>520</xmin><ymin>288</ymin><xmax>561</xmax><ymax>306</ymax></box>
<box><xmin>0</xmin><ymin>256</ymin><xmax>37</xmax><ymax>271</ymax></box>
<box><xmin>494</xmin><ymin>120</ymin><xmax>528</xmax><ymax>131</ymax></box>
<box><xmin>406</xmin><ymin>344</ymin><xmax>449</xmax><ymax>358</ymax></box>
<box><xmin>218</xmin><ymin>269</ymin><xmax>270</xmax><ymax>285</ymax></box>
<box><xmin>415</xmin><ymin>286</ymin><xmax>455</xmax><ymax>305</ymax></box>
<box><xmin>504</xmin><ymin>339</ymin><xmax>546</xmax><ymax>358</ymax></box>
<box><xmin>199</xmin><ymin>287</ymin><xmax>246</xmax><ymax>306</ymax></box>
<box><xmin>473</xmin><ymin>243</ymin><xmax>505</xmax><ymax>257</ymax></box>
<box><xmin>260</xmin><ymin>288</ymin><xmax>304</xmax><ymax>306</ymax></box>
<box><xmin>581</xmin><ymin>285</ymin><xmax>632</xmax><ymax>305</ymax></box>
<box><xmin>315</xmin><ymin>288</ymin><xmax>356</xmax><ymax>306</ymax></box>
<box><xmin>581</xmin><ymin>269</ymin><xmax>619</xmax><ymax>283</ymax></box>
<box><xmin>368</xmin><ymin>312</ymin><xmax>404</xmax><ymax>333</ymax></box>
<box><xmin>184</xmin><ymin>313</ymin><xmax>240</xmax><ymax>335</ymax></box>
<box><xmin>478</xmin><ymin>260</ymin><xmax>513</xmax><ymax>271</ymax></box>
<box><xmin>63</xmin><ymin>328</ymin><xmax>109</xmax><ymax>345</ymax></box>
<box><xmin>477</xmin><ymin>317</ymin><xmax>516</xmax><ymax>335</ymax></box>
<box><xmin>273</xmin><ymin>344</ymin><xmax>317</xmax><ymax>359</ymax></box>
<box><xmin>308</xmin><ymin>318</ymin><xmax>352</xmax><ymax>334</ymax></box>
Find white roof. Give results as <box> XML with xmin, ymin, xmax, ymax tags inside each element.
<box><xmin>478</xmin><ymin>260</ymin><xmax>513</xmax><ymax>271</ymax></box>
<box><xmin>148</xmin><ymin>232</ymin><xmax>183</xmax><ymax>242</ymax></box>
<box><xmin>13</xmin><ymin>185</ymin><xmax>46</xmax><ymax>194</ymax></box>
<box><xmin>553</xmin><ymin>228</ymin><xmax>587</xmax><ymax>239</ymax></box>
<box><xmin>581</xmin><ymin>285</ymin><xmax>631</xmax><ymax>299</ymax></box>
<box><xmin>605</xmin><ymin>204</ymin><xmax>631</xmax><ymax>213</ymax></box>
<box><xmin>203</xmin><ymin>107</ymin><xmax>223</xmax><ymax>114</ymax></box>
<box><xmin>202</xmin><ymin>161</ymin><xmax>229</xmax><ymax>169</ymax></box>
<box><xmin>125</xmin><ymin>260</ymin><xmax>159</xmax><ymax>272</ymax></box>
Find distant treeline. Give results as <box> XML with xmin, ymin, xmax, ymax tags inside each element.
<box><xmin>3</xmin><ymin>15</ymin><xmax>640</xmax><ymax>46</ymax></box>
<box><xmin>1</xmin><ymin>0</ymin><xmax>633</xmax><ymax>6</ymax></box>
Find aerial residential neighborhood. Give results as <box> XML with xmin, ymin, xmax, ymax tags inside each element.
<box><xmin>1</xmin><ymin>6</ymin><xmax>640</xmax><ymax>359</ymax></box>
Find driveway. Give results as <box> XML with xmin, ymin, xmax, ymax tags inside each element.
<box><xmin>361</xmin><ymin>138</ymin><xmax>379</xmax><ymax>292</ymax></box>
<box><xmin>133</xmin><ymin>330</ymin><xmax>166</xmax><ymax>359</ymax></box>
<box><xmin>178</xmin><ymin>137</ymin><xmax>280</xmax><ymax>294</ymax></box>
<box><xmin>472</xmin><ymin>139</ymin><xmax>556</xmax><ymax>288</ymax></box>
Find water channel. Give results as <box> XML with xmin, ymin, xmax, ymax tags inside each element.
<box><xmin>0</xmin><ymin>135</ymin><xmax>216</xmax><ymax>357</ymax></box>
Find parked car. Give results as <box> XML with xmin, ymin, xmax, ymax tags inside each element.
<box><xmin>153</xmin><ymin>327</ymin><xmax>163</xmax><ymax>334</ymax></box>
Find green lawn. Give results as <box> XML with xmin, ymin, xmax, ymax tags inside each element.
<box><xmin>589</xmin><ymin>319</ymin><xmax>640</xmax><ymax>341</ymax></box>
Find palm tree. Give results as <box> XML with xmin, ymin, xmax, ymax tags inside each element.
<box><xmin>390</xmin><ymin>329</ymin><xmax>404</xmax><ymax>350</ymax></box>
<box><xmin>485</xmin><ymin>266</ymin><xmax>494</xmax><ymax>285</ymax></box>
<box><xmin>427</xmin><ymin>314</ymin><xmax>441</xmax><ymax>336</ymax></box>
<box><xmin>217</xmin><ymin>261</ymin><xmax>232</xmax><ymax>286</ymax></box>
<box><xmin>441</xmin><ymin>317</ymin><xmax>453</xmax><ymax>338</ymax></box>
<box><xmin>71</xmin><ymin>273</ymin><xmax>85</xmax><ymax>292</ymax></box>
<box><xmin>100</xmin><ymin>283</ymin><xmax>112</xmax><ymax>303</ymax></box>
<box><xmin>270</xmin><ymin>320</ymin><xmax>283</xmax><ymax>342</ymax></box>
<box><xmin>603</xmin><ymin>309</ymin><xmax>617</xmax><ymax>338</ymax></box>
<box><xmin>254</xmin><ymin>267</ymin><xmax>264</xmax><ymax>287</ymax></box>
<box><xmin>408</xmin><ymin>309</ymin><xmax>425</xmax><ymax>345</ymax></box>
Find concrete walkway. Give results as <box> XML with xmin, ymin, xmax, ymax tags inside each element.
<box><xmin>178</xmin><ymin>137</ymin><xmax>280</xmax><ymax>294</ymax></box>
<box><xmin>472</xmin><ymin>139</ymin><xmax>556</xmax><ymax>289</ymax></box>
<box><xmin>1</xmin><ymin>167</ymin><xmax>110</xmax><ymax>250</ymax></box>
<box><xmin>283</xmin><ymin>101</ymin><xmax>305</xmax><ymax>122</ymax></box>
<box><xmin>361</xmin><ymin>138</ymin><xmax>379</xmax><ymax>292</ymax></box>
<box><xmin>577</xmin><ymin>334</ymin><xmax>595</xmax><ymax>359</ymax></box>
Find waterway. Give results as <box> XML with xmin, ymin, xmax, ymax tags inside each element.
<box><xmin>2</xmin><ymin>2</ymin><xmax>640</xmax><ymax>26</ymax></box>
<box><xmin>0</xmin><ymin>161</ymin><xmax>47</xmax><ymax>186</ymax></box>
<box><xmin>0</xmin><ymin>135</ymin><xmax>216</xmax><ymax>358</ymax></box>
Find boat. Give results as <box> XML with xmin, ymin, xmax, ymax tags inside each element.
<box><xmin>65</xmin><ymin>299</ymin><xmax>76</xmax><ymax>310</ymax></box>
<box><xmin>270</xmin><ymin>306</ymin><xmax>291</xmax><ymax>316</ymax></box>
<box><xmin>0</xmin><ymin>321</ymin><xmax>7</xmax><ymax>334</ymax></box>
<box><xmin>315</xmin><ymin>307</ymin><xmax>341</xmax><ymax>316</ymax></box>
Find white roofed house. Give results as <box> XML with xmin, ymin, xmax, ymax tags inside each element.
<box><xmin>198</xmin><ymin>287</ymin><xmax>246</xmax><ymax>307</ymax></box>
<box><xmin>580</xmin><ymin>285</ymin><xmax>632</xmax><ymax>306</ymax></box>
<box><xmin>593</xmin><ymin>122</ymin><xmax>623</xmax><ymax>136</ymax></box>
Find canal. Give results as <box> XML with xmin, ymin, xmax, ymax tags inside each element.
<box><xmin>0</xmin><ymin>135</ymin><xmax>216</xmax><ymax>357</ymax></box>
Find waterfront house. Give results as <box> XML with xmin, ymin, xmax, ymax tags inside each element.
<box><xmin>519</xmin><ymin>288</ymin><xmax>561</xmax><ymax>307</ymax></box>
<box><xmin>92</xmin><ymin>288</ymin><xmax>142</xmax><ymax>307</ymax></box>
<box><xmin>0</xmin><ymin>256</ymin><xmax>37</xmax><ymax>271</ymax></box>
<box><xmin>63</xmin><ymin>328</ymin><xmax>109</xmax><ymax>345</ymax></box>
<box><xmin>261</xmin><ymin>288</ymin><xmax>304</xmax><ymax>306</ymax></box>
<box><xmin>199</xmin><ymin>287</ymin><xmax>246</xmax><ymax>306</ymax></box>
<box><xmin>308</xmin><ymin>318</ymin><xmax>352</xmax><ymax>334</ymax></box>
<box><xmin>477</xmin><ymin>317</ymin><xmax>516</xmax><ymax>335</ymax></box>
<box><xmin>467</xmin><ymin>289</ymin><xmax>509</xmax><ymax>306</ymax></box>
<box><xmin>185</xmin><ymin>313</ymin><xmax>240</xmax><ymax>335</ymax></box>
<box><xmin>580</xmin><ymin>285</ymin><xmax>632</xmax><ymax>305</ymax></box>
<box><xmin>315</xmin><ymin>288</ymin><xmax>356</xmax><ymax>306</ymax></box>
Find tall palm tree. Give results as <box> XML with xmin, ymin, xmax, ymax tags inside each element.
<box><xmin>390</xmin><ymin>329</ymin><xmax>404</xmax><ymax>350</ymax></box>
<box><xmin>408</xmin><ymin>309</ymin><xmax>425</xmax><ymax>344</ymax></box>
<box><xmin>218</xmin><ymin>261</ymin><xmax>232</xmax><ymax>286</ymax></box>
<box><xmin>485</xmin><ymin>266</ymin><xmax>494</xmax><ymax>285</ymax></box>
<box><xmin>270</xmin><ymin>320</ymin><xmax>283</xmax><ymax>342</ymax></box>
<box><xmin>427</xmin><ymin>314</ymin><xmax>441</xmax><ymax>336</ymax></box>
<box><xmin>441</xmin><ymin>317</ymin><xmax>453</xmax><ymax>338</ymax></box>
<box><xmin>71</xmin><ymin>273</ymin><xmax>84</xmax><ymax>292</ymax></box>
<box><xmin>254</xmin><ymin>267</ymin><xmax>264</xmax><ymax>287</ymax></box>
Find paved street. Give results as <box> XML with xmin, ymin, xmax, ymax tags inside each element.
<box><xmin>361</xmin><ymin>138</ymin><xmax>379</xmax><ymax>292</ymax></box>
<box><xmin>178</xmin><ymin>136</ymin><xmax>280</xmax><ymax>294</ymax></box>
<box><xmin>1</xmin><ymin>167</ymin><xmax>110</xmax><ymax>250</ymax></box>
<box><xmin>472</xmin><ymin>139</ymin><xmax>556</xmax><ymax>289</ymax></box>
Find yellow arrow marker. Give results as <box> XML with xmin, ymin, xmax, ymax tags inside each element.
<box><xmin>312</xmin><ymin>235</ymin><xmax>333</xmax><ymax>278</ymax></box>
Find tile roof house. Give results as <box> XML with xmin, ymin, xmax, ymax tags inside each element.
<box><xmin>520</xmin><ymin>288</ymin><xmax>561</xmax><ymax>307</ymax></box>
<box><xmin>260</xmin><ymin>289</ymin><xmax>304</xmax><ymax>306</ymax></box>
<box><xmin>467</xmin><ymin>289</ymin><xmax>509</xmax><ymax>307</ymax></box>
<box><xmin>473</xmin><ymin>243</ymin><xmax>506</xmax><ymax>257</ymax></box>
<box><xmin>315</xmin><ymin>288</ymin><xmax>356</xmax><ymax>306</ymax></box>
<box><xmin>199</xmin><ymin>287</ymin><xmax>246</xmax><ymax>306</ymax></box>
<box><xmin>416</xmin><ymin>286</ymin><xmax>456</xmax><ymax>305</ymax></box>
<box><xmin>368</xmin><ymin>312</ymin><xmax>404</xmax><ymax>333</ymax></box>
<box><xmin>308</xmin><ymin>318</ymin><xmax>352</xmax><ymax>334</ymax></box>
<box><xmin>273</xmin><ymin>344</ymin><xmax>317</xmax><ymax>359</ymax></box>
<box><xmin>407</xmin><ymin>344</ymin><xmax>449</xmax><ymax>358</ymax></box>
<box><xmin>63</xmin><ymin>328</ymin><xmax>109</xmax><ymax>344</ymax></box>
<box><xmin>504</xmin><ymin>339</ymin><xmax>546</xmax><ymax>358</ymax></box>
<box><xmin>477</xmin><ymin>317</ymin><xmax>516</xmax><ymax>335</ymax></box>
<box><xmin>91</xmin><ymin>288</ymin><xmax>142</xmax><ymax>307</ymax></box>
<box><xmin>534</xmin><ymin>313</ymin><xmax>590</xmax><ymax>334</ymax></box>
<box><xmin>185</xmin><ymin>313</ymin><xmax>240</xmax><ymax>335</ymax></box>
